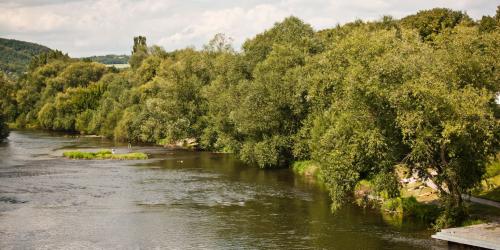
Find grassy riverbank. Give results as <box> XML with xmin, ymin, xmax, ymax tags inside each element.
<box><xmin>292</xmin><ymin>160</ymin><xmax>500</xmax><ymax>228</ymax></box>
<box><xmin>63</xmin><ymin>149</ymin><xmax>148</xmax><ymax>160</ymax></box>
<box><xmin>473</xmin><ymin>155</ymin><xmax>500</xmax><ymax>202</ymax></box>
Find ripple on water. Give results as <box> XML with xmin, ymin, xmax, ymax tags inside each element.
<box><xmin>0</xmin><ymin>196</ymin><xmax>27</xmax><ymax>204</ymax></box>
<box><xmin>0</xmin><ymin>131</ymin><xmax>442</xmax><ymax>250</ymax></box>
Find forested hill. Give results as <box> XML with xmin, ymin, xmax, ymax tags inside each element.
<box><xmin>0</xmin><ymin>38</ymin><xmax>52</xmax><ymax>76</ymax></box>
<box><xmin>82</xmin><ymin>54</ymin><xmax>130</xmax><ymax>65</ymax></box>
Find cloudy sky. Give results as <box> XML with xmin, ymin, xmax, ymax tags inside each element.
<box><xmin>0</xmin><ymin>0</ymin><xmax>498</xmax><ymax>57</ymax></box>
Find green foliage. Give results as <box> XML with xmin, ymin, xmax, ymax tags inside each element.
<box><xmin>12</xmin><ymin>56</ymin><xmax>109</xmax><ymax>129</ymax></box>
<box><xmin>383</xmin><ymin>197</ymin><xmax>440</xmax><ymax>223</ymax></box>
<box><xmin>473</xmin><ymin>154</ymin><xmax>500</xmax><ymax>202</ymax></box>
<box><xmin>401</xmin><ymin>8</ymin><xmax>472</xmax><ymax>41</ymax></box>
<box><xmin>63</xmin><ymin>149</ymin><xmax>147</xmax><ymax>160</ymax></box>
<box><xmin>292</xmin><ymin>160</ymin><xmax>323</xmax><ymax>180</ymax></box>
<box><xmin>0</xmin><ymin>73</ymin><xmax>16</xmax><ymax>122</ymax></box>
<box><xmin>0</xmin><ymin>37</ymin><xmax>51</xmax><ymax>76</ymax></box>
<box><xmin>39</xmin><ymin>83</ymin><xmax>104</xmax><ymax>130</ymax></box>
<box><xmin>242</xmin><ymin>16</ymin><xmax>321</xmax><ymax>71</ymax></box>
<box><xmin>0</xmin><ymin>113</ymin><xmax>8</xmax><ymax>141</ymax></box>
<box><xmin>372</xmin><ymin>172</ymin><xmax>401</xmax><ymax>199</ymax></box>
<box><xmin>82</xmin><ymin>54</ymin><xmax>130</xmax><ymax>65</ymax></box>
<box><xmin>129</xmin><ymin>36</ymin><xmax>149</xmax><ymax>69</ymax></box>
<box><xmin>309</xmin><ymin>27</ymin><xmax>408</xmax><ymax>210</ymax></box>
<box><xmin>486</xmin><ymin>155</ymin><xmax>500</xmax><ymax>178</ymax></box>
<box><xmin>479</xmin><ymin>15</ymin><xmax>498</xmax><ymax>33</ymax></box>
<box><xmin>28</xmin><ymin>50</ymin><xmax>70</xmax><ymax>71</ymax></box>
<box><xmin>434</xmin><ymin>196</ymin><xmax>469</xmax><ymax>229</ymax></box>
<box><xmin>479</xmin><ymin>187</ymin><xmax>500</xmax><ymax>202</ymax></box>
<box><xmin>292</xmin><ymin>161</ymin><xmax>313</xmax><ymax>175</ymax></box>
<box><xmin>223</xmin><ymin>18</ymin><xmax>321</xmax><ymax>167</ymax></box>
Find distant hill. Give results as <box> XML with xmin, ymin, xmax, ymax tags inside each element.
<box><xmin>0</xmin><ymin>38</ymin><xmax>52</xmax><ymax>75</ymax></box>
<box><xmin>83</xmin><ymin>54</ymin><xmax>130</xmax><ymax>65</ymax></box>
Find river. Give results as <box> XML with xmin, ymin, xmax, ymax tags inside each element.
<box><xmin>0</xmin><ymin>130</ymin><xmax>444</xmax><ymax>249</ymax></box>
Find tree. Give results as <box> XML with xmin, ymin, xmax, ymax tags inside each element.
<box><xmin>0</xmin><ymin>73</ymin><xmax>16</xmax><ymax>122</ymax></box>
<box><xmin>479</xmin><ymin>15</ymin><xmax>497</xmax><ymax>33</ymax></box>
<box><xmin>496</xmin><ymin>5</ymin><xmax>500</xmax><ymax>23</ymax></box>
<box><xmin>309</xmin><ymin>24</ymin><xmax>499</xmax><ymax>226</ymax></box>
<box><xmin>401</xmin><ymin>8</ymin><xmax>472</xmax><ymax>41</ymax></box>
<box><xmin>225</xmin><ymin>17</ymin><xmax>322</xmax><ymax>167</ymax></box>
<box><xmin>308</xmin><ymin>27</ymin><xmax>408</xmax><ymax>210</ymax></box>
<box><xmin>38</xmin><ymin>82</ymin><xmax>104</xmax><ymax>131</ymax></box>
<box><xmin>391</xmin><ymin>26</ymin><xmax>500</xmax><ymax>227</ymax></box>
<box><xmin>242</xmin><ymin>16</ymin><xmax>321</xmax><ymax>72</ymax></box>
<box><xmin>0</xmin><ymin>113</ymin><xmax>8</xmax><ymax>141</ymax></box>
<box><xmin>203</xmin><ymin>33</ymin><xmax>234</xmax><ymax>54</ymax></box>
<box><xmin>129</xmin><ymin>36</ymin><xmax>149</xmax><ymax>68</ymax></box>
<box><xmin>200</xmin><ymin>51</ymin><xmax>247</xmax><ymax>152</ymax></box>
<box><xmin>0</xmin><ymin>71</ymin><xmax>11</xmax><ymax>140</ymax></box>
<box><xmin>233</xmin><ymin>44</ymin><xmax>310</xmax><ymax>167</ymax></box>
<box><xmin>392</xmin><ymin>78</ymin><xmax>498</xmax><ymax>227</ymax></box>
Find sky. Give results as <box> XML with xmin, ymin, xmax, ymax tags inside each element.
<box><xmin>0</xmin><ymin>0</ymin><xmax>498</xmax><ymax>57</ymax></box>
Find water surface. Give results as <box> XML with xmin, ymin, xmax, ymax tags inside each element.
<box><xmin>0</xmin><ymin>131</ymin><xmax>443</xmax><ymax>249</ymax></box>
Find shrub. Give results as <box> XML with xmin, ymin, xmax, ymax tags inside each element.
<box><xmin>383</xmin><ymin>197</ymin><xmax>440</xmax><ymax>223</ymax></box>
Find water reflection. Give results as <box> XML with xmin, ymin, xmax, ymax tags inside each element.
<box><xmin>0</xmin><ymin>131</ymin><xmax>443</xmax><ymax>249</ymax></box>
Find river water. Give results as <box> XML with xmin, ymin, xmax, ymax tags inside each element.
<box><xmin>0</xmin><ymin>130</ymin><xmax>444</xmax><ymax>249</ymax></box>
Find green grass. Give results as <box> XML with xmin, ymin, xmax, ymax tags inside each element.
<box><xmin>461</xmin><ymin>218</ymin><xmax>486</xmax><ymax>227</ymax></box>
<box><xmin>469</xmin><ymin>202</ymin><xmax>500</xmax><ymax>218</ymax></box>
<box><xmin>474</xmin><ymin>155</ymin><xmax>500</xmax><ymax>202</ymax></box>
<box><xmin>63</xmin><ymin>149</ymin><xmax>147</xmax><ymax>160</ymax></box>
<box><xmin>479</xmin><ymin>187</ymin><xmax>500</xmax><ymax>202</ymax></box>
<box><xmin>486</xmin><ymin>157</ymin><xmax>500</xmax><ymax>177</ymax></box>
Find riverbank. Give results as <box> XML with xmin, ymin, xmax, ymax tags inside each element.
<box><xmin>292</xmin><ymin>160</ymin><xmax>500</xmax><ymax>229</ymax></box>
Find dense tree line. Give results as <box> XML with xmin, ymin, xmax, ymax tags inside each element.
<box><xmin>0</xmin><ymin>73</ymin><xmax>11</xmax><ymax>141</ymax></box>
<box><xmin>82</xmin><ymin>54</ymin><xmax>130</xmax><ymax>65</ymax></box>
<box><xmin>1</xmin><ymin>7</ymin><xmax>499</xmax><ymax>226</ymax></box>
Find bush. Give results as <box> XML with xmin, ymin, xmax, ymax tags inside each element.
<box><xmin>383</xmin><ymin>197</ymin><xmax>440</xmax><ymax>223</ymax></box>
<box><xmin>434</xmin><ymin>197</ymin><xmax>469</xmax><ymax>229</ymax></box>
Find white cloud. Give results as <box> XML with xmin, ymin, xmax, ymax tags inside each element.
<box><xmin>157</xmin><ymin>4</ymin><xmax>290</xmax><ymax>51</ymax></box>
<box><xmin>0</xmin><ymin>6</ymin><xmax>67</xmax><ymax>32</ymax></box>
<box><xmin>0</xmin><ymin>0</ymin><xmax>497</xmax><ymax>57</ymax></box>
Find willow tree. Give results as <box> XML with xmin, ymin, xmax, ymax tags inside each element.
<box><xmin>391</xmin><ymin>26</ymin><xmax>500</xmax><ymax>227</ymax></box>
<box><xmin>309</xmin><ymin>26</ymin><xmax>409</xmax><ymax>210</ymax></box>
<box><xmin>229</xmin><ymin>17</ymin><xmax>321</xmax><ymax>167</ymax></box>
<box><xmin>309</xmin><ymin>22</ymin><xmax>499</xmax><ymax>227</ymax></box>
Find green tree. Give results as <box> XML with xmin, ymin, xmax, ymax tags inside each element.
<box><xmin>479</xmin><ymin>15</ymin><xmax>497</xmax><ymax>33</ymax></box>
<box><xmin>0</xmin><ymin>73</ymin><xmax>9</xmax><ymax>141</ymax></box>
<box><xmin>401</xmin><ymin>8</ymin><xmax>472</xmax><ymax>41</ymax></box>
<box><xmin>200</xmin><ymin>47</ymin><xmax>246</xmax><ymax>152</ymax></box>
<box><xmin>242</xmin><ymin>16</ymin><xmax>321</xmax><ymax>72</ymax></box>
<box><xmin>309</xmin><ymin>27</ymin><xmax>409</xmax><ymax>210</ymax></box>
<box><xmin>129</xmin><ymin>36</ymin><xmax>149</xmax><ymax>68</ymax></box>
<box><xmin>233</xmin><ymin>44</ymin><xmax>310</xmax><ymax>167</ymax></box>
